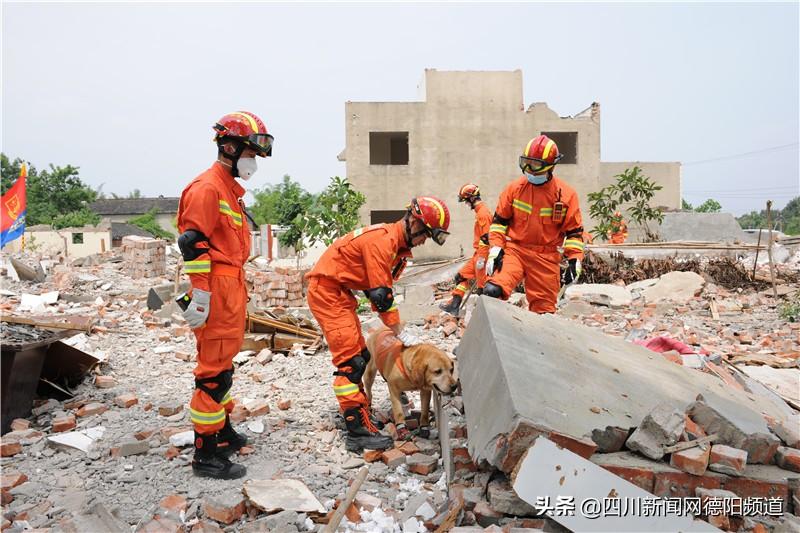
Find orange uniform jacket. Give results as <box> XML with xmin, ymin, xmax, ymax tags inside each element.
<box><xmin>306</xmin><ymin>221</ymin><xmax>411</xmax><ymax>327</ymax></box>
<box><xmin>471</xmin><ymin>201</ymin><xmax>493</xmax><ymax>251</ymax></box>
<box><xmin>489</xmin><ymin>175</ymin><xmax>585</xmax><ymax>259</ymax></box>
<box><xmin>177</xmin><ymin>162</ymin><xmax>252</xmax><ymax>291</ymax></box>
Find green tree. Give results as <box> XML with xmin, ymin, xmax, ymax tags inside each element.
<box><xmin>127</xmin><ymin>208</ymin><xmax>175</xmax><ymax>240</ymax></box>
<box><xmin>695</xmin><ymin>199</ymin><xmax>722</xmax><ymax>213</ymax></box>
<box><xmin>735</xmin><ymin>196</ymin><xmax>799</xmax><ymax>235</ymax></box>
<box><xmin>305</xmin><ymin>176</ymin><xmax>366</xmax><ymax>246</ymax></box>
<box><xmin>251</xmin><ymin>175</ymin><xmax>314</xmax><ymax>252</ymax></box>
<box><xmin>588</xmin><ymin>166</ymin><xmax>664</xmax><ymax>242</ymax></box>
<box><xmin>1</xmin><ymin>153</ymin><xmax>100</xmax><ymax>227</ymax></box>
<box><xmin>682</xmin><ymin>198</ymin><xmax>694</xmax><ymax>211</ymax></box>
<box><xmin>781</xmin><ymin>197</ymin><xmax>800</xmax><ymax>235</ymax></box>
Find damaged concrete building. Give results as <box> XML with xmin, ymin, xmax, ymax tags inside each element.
<box><xmin>341</xmin><ymin>69</ymin><xmax>681</xmax><ymax>259</ymax></box>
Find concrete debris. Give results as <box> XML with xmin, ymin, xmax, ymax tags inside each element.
<box><xmin>625</xmin><ymin>403</ymin><xmax>685</xmax><ymax>460</ymax></box>
<box><xmin>564</xmin><ymin>283</ymin><xmax>633</xmax><ymax>307</ymax></box>
<box><xmin>242</xmin><ymin>479</ymin><xmax>326</xmax><ymax>514</ymax></box>
<box><xmin>46</xmin><ymin>426</ymin><xmax>105</xmax><ymax>454</ymax></box>
<box><xmin>641</xmin><ymin>271</ymin><xmax>706</xmax><ymax>304</ymax></box>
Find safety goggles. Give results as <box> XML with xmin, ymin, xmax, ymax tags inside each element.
<box><xmin>427</xmin><ymin>227</ymin><xmax>449</xmax><ymax>246</ymax></box>
<box><xmin>519</xmin><ymin>154</ymin><xmax>562</xmax><ymax>174</ymax></box>
<box><xmin>245</xmin><ymin>133</ymin><xmax>274</xmax><ymax>157</ymax></box>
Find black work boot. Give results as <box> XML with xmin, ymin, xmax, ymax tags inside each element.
<box><xmin>217</xmin><ymin>416</ymin><xmax>248</xmax><ymax>456</ymax></box>
<box><xmin>192</xmin><ymin>432</ymin><xmax>247</xmax><ymax>480</ymax></box>
<box><xmin>439</xmin><ymin>295</ymin><xmax>463</xmax><ymax>316</ymax></box>
<box><xmin>343</xmin><ymin>407</ymin><xmax>393</xmax><ymax>453</ymax></box>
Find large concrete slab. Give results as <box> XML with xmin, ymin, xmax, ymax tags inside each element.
<box><xmin>458</xmin><ymin>297</ymin><xmax>790</xmax><ymax>474</ymax></box>
<box><xmin>656</xmin><ymin>212</ymin><xmax>746</xmax><ymax>243</ymax></box>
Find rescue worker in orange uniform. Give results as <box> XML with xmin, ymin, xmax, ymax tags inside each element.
<box><xmin>306</xmin><ymin>197</ymin><xmax>450</xmax><ymax>452</ymax></box>
<box><xmin>609</xmin><ymin>211</ymin><xmax>628</xmax><ymax>244</ymax></box>
<box><xmin>440</xmin><ymin>183</ymin><xmax>492</xmax><ymax>315</ymax></box>
<box><xmin>177</xmin><ymin>111</ymin><xmax>274</xmax><ymax>479</ymax></box>
<box><xmin>484</xmin><ymin>135</ymin><xmax>585</xmax><ymax>313</ymax></box>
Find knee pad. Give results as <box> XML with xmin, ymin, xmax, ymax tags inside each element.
<box><xmin>195</xmin><ymin>368</ymin><xmax>234</xmax><ymax>403</ymax></box>
<box><xmin>482</xmin><ymin>282</ymin><xmax>503</xmax><ymax>299</ymax></box>
<box><xmin>334</xmin><ymin>349</ymin><xmax>370</xmax><ymax>384</ymax></box>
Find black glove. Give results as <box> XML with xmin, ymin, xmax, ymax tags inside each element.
<box><xmin>491</xmin><ymin>248</ymin><xmax>504</xmax><ymax>275</ymax></box>
<box><xmin>453</xmin><ymin>272</ymin><xmax>465</xmax><ymax>285</ymax></box>
<box><xmin>561</xmin><ymin>258</ymin><xmax>578</xmax><ymax>286</ymax></box>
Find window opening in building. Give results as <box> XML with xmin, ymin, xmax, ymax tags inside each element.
<box><xmin>72</xmin><ymin>233</ymin><xmax>84</xmax><ymax>244</ymax></box>
<box><xmin>370</xmin><ymin>132</ymin><xmax>409</xmax><ymax>165</ymax></box>
<box><xmin>541</xmin><ymin>131</ymin><xmax>578</xmax><ymax>164</ymax></box>
<box><xmin>370</xmin><ymin>210</ymin><xmax>406</xmax><ymax>224</ymax></box>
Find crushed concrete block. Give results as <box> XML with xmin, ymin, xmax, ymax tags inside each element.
<box><xmin>776</xmin><ymin>447</ymin><xmax>800</xmax><ymax>473</ymax></box>
<box><xmin>472</xmin><ymin>501</ymin><xmax>503</xmax><ymax>528</ymax></box>
<box><xmin>625</xmin><ymin>403</ymin><xmax>685</xmax><ymax>460</ymax></box>
<box><xmin>641</xmin><ymin>271</ymin><xmax>705</xmax><ymax>304</ymax></box>
<box><xmin>487</xmin><ymin>477</ymin><xmax>538</xmax><ymax>516</ymax></box>
<box><xmin>670</xmin><ymin>445</ymin><xmax>711</xmax><ymax>476</ymax></box>
<box><xmin>407</xmin><ymin>453</ymin><xmax>437</xmax><ymax>475</ymax></box>
<box><xmin>773</xmin><ymin>413</ymin><xmax>800</xmax><ymax>448</ymax></box>
<box><xmin>688</xmin><ymin>400</ymin><xmax>779</xmax><ymax>464</ymax></box>
<box><xmin>512</xmin><ymin>437</ymin><xmax>718</xmax><ymax>532</ymax></box>
<box><xmin>47</xmin><ymin>426</ymin><xmax>105</xmax><ymax>454</ymax></box>
<box><xmin>158</xmin><ymin>402</ymin><xmax>184</xmax><ymax>417</ymax></box>
<box><xmin>354</xmin><ymin>492</ymin><xmax>382</xmax><ymax>512</ymax></box>
<box><xmin>709</xmin><ymin>444</ymin><xmax>747</xmax><ymax>476</ymax></box>
<box><xmin>139</xmin><ymin>517</ymin><xmax>182</xmax><ymax>533</ymax></box>
<box><xmin>564</xmin><ymin>283</ymin><xmax>633</xmax><ymax>308</ymax></box>
<box><xmin>203</xmin><ymin>494</ymin><xmax>246</xmax><ymax>525</ymax></box>
<box><xmin>459</xmin><ymin>297</ymin><xmax>792</xmax><ymax>475</ymax></box>
<box><xmin>242</xmin><ymin>479</ymin><xmax>325</xmax><ymax>514</ymax></box>
<box><xmin>591</xmin><ymin>426</ymin><xmax>630</xmax><ymax>453</ymax></box>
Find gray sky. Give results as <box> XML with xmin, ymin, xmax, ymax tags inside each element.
<box><xmin>3</xmin><ymin>2</ymin><xmax>798</xmax><ymax>215</ymax></box>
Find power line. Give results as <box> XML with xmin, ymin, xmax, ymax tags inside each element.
<box><xmin>683</xmin><ymin>142</ymin><xmax>799</xmax><ymax>166</ymax></box>
<box><xmin>684</xmin><ymin>186</ymin><xmax>797</xmax><ymax>193</ymax></box>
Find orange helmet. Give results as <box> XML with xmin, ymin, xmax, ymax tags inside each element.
<box><xmin>214</xmin><ymin>111</ymin><xmax>274</xmax><ymax>157</ymax></box>
<box><xmin>408</xmin><ymin>196</ymin><xmax>450</xmax><ymax>245</ymax></box>
<box><xmin>519</xmin><ymin>134</ymin><xmax>562</xmax><ymax>175</ymax></box>
<box><xmin>458</xmin><ymin>183</ymin><xmax>481</xmax><ymax>203</ymax></box>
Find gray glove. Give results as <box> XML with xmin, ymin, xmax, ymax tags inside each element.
<box><xmin>396</xmin><ymin>328</ymin><xmax>422</xmax><ymax>347</ymax></box>
<box><xmin>183</xmin><ymin>289</ymin><xmax>211</xmax><ymax>329</ymax></box>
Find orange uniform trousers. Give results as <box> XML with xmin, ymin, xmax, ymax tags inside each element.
<box><xmin>306</xmin><ymin>277</ymin><xmax>370</xmax><ymax>412</ymax></box>
<box><xmin>452</xmin><ymin>247</ymin><xmax>489</xmax><ymax>298</ymax></box>
<box><xmin>486</xmin><ymin>243</ymin><xmax>561</xmax><ymax>314</ymax></box>
<box><xmin>190</xmin><ymin>264</ymin><xmax>247</xmax><ymax>435</ymax></box>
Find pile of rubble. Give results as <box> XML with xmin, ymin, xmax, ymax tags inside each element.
<box><xmin>246</xmin><ymin>266</ymin><xmax>307</xmax><ymax>309</ymax></box>
<box><xmin>122</xmin><ymin>236</ymin><xmax>167</xmax><ymax>279</ymax></box>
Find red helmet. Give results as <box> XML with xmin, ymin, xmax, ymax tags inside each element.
<box><xmin>214</xmin><ymin>111</ymin><xmax>274</xmax><ymax>157</ymax></box>
<box><xmin>458</xmin><ymin>183</ymin><xmax>481</xmax><ymax>203</ymax></box>
<box><xmin>519</xmin><ymin>134</ymin><xmax>562</xmax><ymax>175</ymax></box>
<box><xmin>409</xmin><ymin>196</ymin><xmax>450</xmax><ymax>245</ymax></box>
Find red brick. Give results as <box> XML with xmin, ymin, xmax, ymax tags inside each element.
<box><xmin>398</xmin><ymin>441</ymin><xmax>420</xmax><ymax>455</ymax></box>
<box><xmin>165</xmin><ymin>446</ymin><xmax>181</xmax><ymax>460</ymax></box>
<box><xmin>709</xmin><ymin>445</ymin><xmax>747</xmax><ymax>476</ymax></box>
<box><xmin>76</xmin><ymin>402</ymin><xmax>108</xmax><ymax>417</ymax></box>
<box><xmin>134</xmin><ymin>429</ymin><xmax>155</xmax><ymax>441</ymax></box>
<box><xmin>203</xmin><ymin>495</ymin><xmax>246</xmax><ymax>525</ymax></box>
<box><xmin>158</xmin><ymin>403</ymin><xmax>183</xmax><ymax>417</ymax></box>
<box><xmin>0</xmin><ymin>442</ymin><xmax>22</xmax><ymax>457</ymax></box>
<box><xmin>453</xmin><ymin>424</ymin><xmax>468</xmax><ymax>439</ymax></box>
<box><xmin>363</xmin><ymin>449</ymin><xmax>383</xmax><ymax>463</ymax></box>
<box><xmin>138</xmin><ymin>517</ymin><xmax>182</xmax><ymax>533</ymax></box>
<box><xmin>670</xmin><ymin>446</ymin><xmax>710</xmax><ymax>476</ymax></box>
<box><xmin>160</xmin><ymin>426</ymin><xmax>190</xmax><ymax>439</ymax></box>
<box><xmin>191</xmin><ymin>520</ymin><xmax>224</xmax><ymax>533</ymax></box>
<box><xmin>707</xmin><ymin>514</ymin><xmax>730</xmax><ymax>530</ymax></box>
<box><xmin>277</xmin><ymin>399</ymin><xmax>291</xmax><ymax>411</ymax></box>
<box><xmin>114</xmin><ymin>393</ymin><xmax>138</xmax><ymax>409</ymax></box>
<box><xmin>382</xmin><ymin>448</ymin><xmax>406</xmax><ymax>468</ymax></box>
<box><xmin>244</xmin><ymin>400</ymin><xmax>269</xmax><ymax>417</ymax></box>
<box><xmin>94</xmin><ymin>375</ymin><xmax>117</xmax><ymax>388</ymax></box>
<box><xmin>143</xmin><ymin>402</ymin><xmax>153</xmax><ymax>411</ymax></box>
<box><xmin>548</xmin><ymin>431</ymin><xmax>597</xmax><ymax>459</ymax></box>
<box><xmin>229</xmin><ymin>404</ymin><xmax>248</xmax><ymax>423</ymax></box>
<box><xmin>344</xmin><ymin>502</ymin><xmax>361</xmax><ymax>523</ymax></box>
<box><xmin>683</xmin><ymin>416</ymin><xmax>707</xmax><ymax>441</ymax></box>
<box><xmin>158</xmin><ymin>494</ymin><xmax>188</xmax><ymax>516</ymax></box>
<box><xmin>407</xmin><ymin>453</ymin><xmax>438</xmax><ymax>475</ymax></box>
<box><xmin>442</xmin><ymin>322</ymin><xmax>458</xmax><ymax>336</ymax></box>
<box><xmin>598</xmin><ymin>465</ymin><xmax>656</xmax><ymax>493</ymax></box>
<box><xmin>9</xmin><ymin>419</ymin><xmax>29</xmax><ymax>432</ymax></box>
<box><xmin>174</xmin><ymin>351</ymin><xmax>193</xmax><ymax>362</ymax></box>
<box><xmin>653</xmin><ymin>471</ymin><xmax>723</xmax><ymax>498</ymax></box>
<box><xmin>473</xmin><ymin>501</ymin><xmax>503</xmax><ymax>527</ymax></box>
<box><xmin>0</xmin><ymin>472</ymin><xmax>28</xmax><ymax>490</ymax></box>
<box><xmin>722</xmin><ymin>476</ymin><xmax>789</xmax><ymax>508</ymax></box>
<box><xmin>775</xmin><ymin>446</ymin><xmax>800</xmax><ymax>473</ymax></box>
<box><xmin>52</xmin><ymin>414</ymin><xmax>76</xmax><ymax>433</ymax></box>
<box><xmin>1</xmin><ymin>488</ymin><xmax>11</xmax><ymax>506</ymax></box>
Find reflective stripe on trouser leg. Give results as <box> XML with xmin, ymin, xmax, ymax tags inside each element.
<box><xmin>190</xmin><ymin>388</ymin><xmax>227</xmax><ymax>434</ymax></box>
<box><xmin>333</xmin><ymin>375</ymin><xmax>369</xmax><ymax>411</ymax></box>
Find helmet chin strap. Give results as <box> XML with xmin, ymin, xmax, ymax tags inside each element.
<box><xmin>218</xmin><ymin>141</ymin><xmax>246</xmax><ymax>177</ymax></box>
<box><xmin>404</xmin><ymin>215</ymin><xmax>429</xmax><ymax>248</ymax></box>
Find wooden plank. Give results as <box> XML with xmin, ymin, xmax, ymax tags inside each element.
<box><xmin>1</xmin><ymin>314</ymin><xmax>94</xmax><ymax>333</ymax></box>
<box><xmin>247</xmin><ymin>314</ymin><xmax>319</xmax><ymax>339</ymax></box>
<box><xmin>663</xmin><ymin>434</ymin><xmax>718</xmax><ymax>454</ymax></box>
<box><xmin>709</xmin><ymin>297</ymin><xmax>720</xmax><ymax>320</ymax></box>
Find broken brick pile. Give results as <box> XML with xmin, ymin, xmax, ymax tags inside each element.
<box><xmin>121</xmin><ymin>235</ymin><xmax>167</xmax><ymax>279</ymax></box>
<box><xmin>246</xmin><ymin>266</ymin><xmax>307</xmax><ymax>308</ymax></box>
